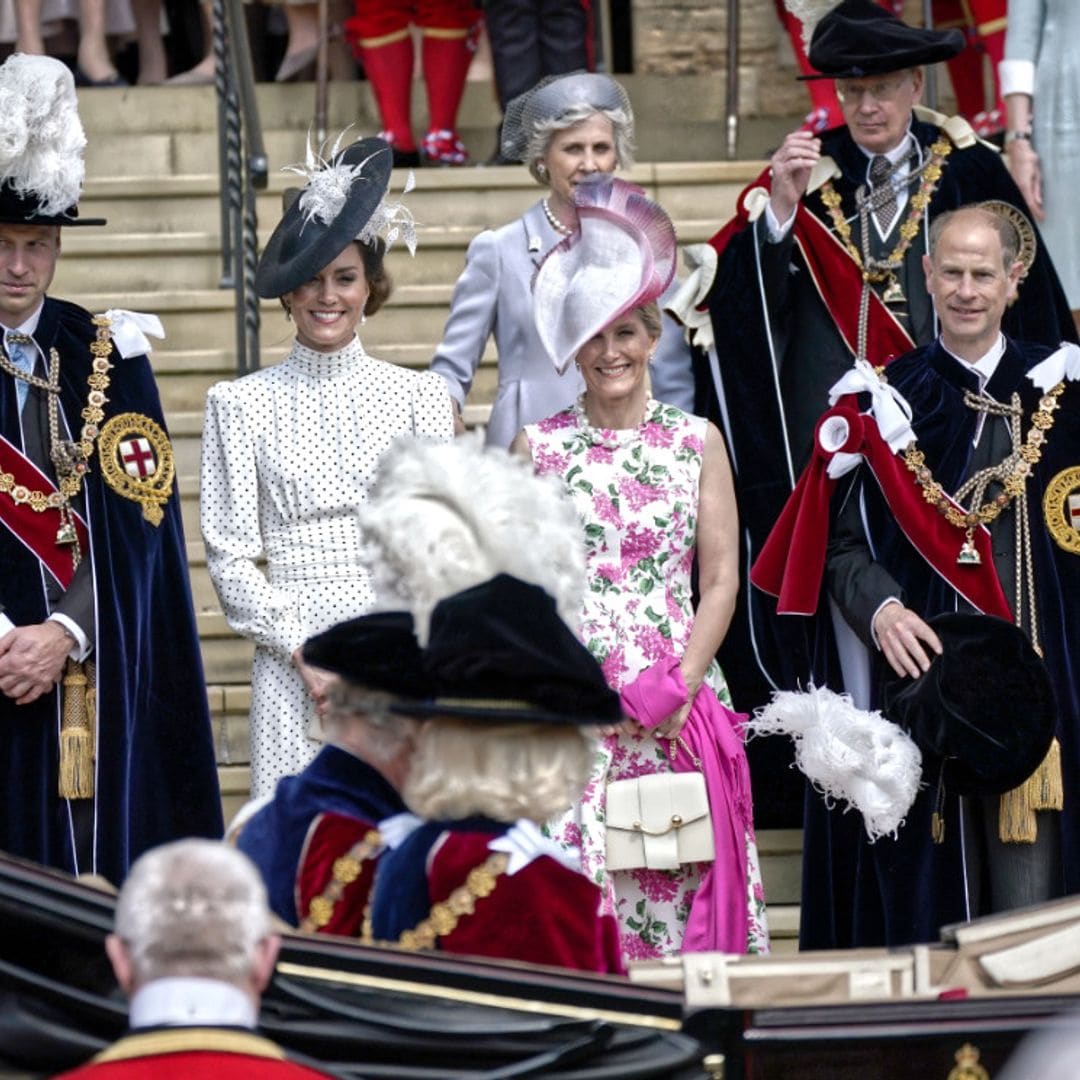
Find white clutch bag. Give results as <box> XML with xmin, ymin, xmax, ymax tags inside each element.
<box><xmin>605</xmin><ymin>769</ymin><xmax>715</xmax><ymax>871</ymax></box>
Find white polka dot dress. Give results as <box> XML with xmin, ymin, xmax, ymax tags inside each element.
<box><xmin>200</xmin><ymin>336</ymin><xmax>454</xmax><ymax>796</ymax></box>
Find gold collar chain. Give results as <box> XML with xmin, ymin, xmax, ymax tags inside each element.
<box><xmin>359</xmin><ymin>851</ymin><xmax>510</xmax><ymax>949</ymax></box>
<box><xmin>820</xmin><ymin>136</ymin><xmax>953</xmax><ymax>284</ymax></box>
<box><xmin>299</xmin><ymin>828</ymin><xmax>383</xmax><ymax>933</ymax></box>
<box><xmin>903</xmin><ymin>381</ymin><xmax>1065</xmax><ymax>563</ymax></box>
<box><xmin>0</xmin><ymin>316</ymin><xmax>114</xmax><ymax>557</ymax></box>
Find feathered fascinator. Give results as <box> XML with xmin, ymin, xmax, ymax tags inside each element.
<box><xmin>532</xmin><ymin>175</ymin><xmax>677</xmax><ymax>375</ymax></box>
<box><xmin>254</xmin><ymin>133</ymin><xmax>416</xmax><ymax>299</ymax></box>
<box><xmin>359</xmin><ymin>433</ymin><xmax>586</xmax><ymax>645</ymax></box>
<box><xmin>0</xmin><ymin>54</ymin><xmax>104</xmax><ymax>226</ymax></box>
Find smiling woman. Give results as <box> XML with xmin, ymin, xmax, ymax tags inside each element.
<box><xmin>200</xmin><ymin>136</ymin><xmax>454</xmax><ymax>799</ymax></box>
<box><xmin>513</xmin><ymin>178</ymin><xmax>769</xmax><ymax>963</ymax></box>
<box><xmin>429</xmin><ymin>71</ymin><xmax>694</xmax><ymax>449</ymax></box>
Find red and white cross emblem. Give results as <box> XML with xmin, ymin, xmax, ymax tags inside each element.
<box><xmin>1068</xmin><ymin>493</ymin><xmax>1080</xmax><ymax>531</ymax></box>
<box><xmin>119</xmin><ymin>437</ymin><xmax>156</xmax><ymax>478</ymax></box>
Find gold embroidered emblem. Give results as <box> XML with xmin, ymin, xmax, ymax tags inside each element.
<box><xmin>1043</xmin><ymin>466</ymin><xmax>1080</xmax><ymax>554</ymax></box>
<box><xmin>97</xmin><ymin>413</ymin><xmax>174</xmax><ymax>525</ymax></box>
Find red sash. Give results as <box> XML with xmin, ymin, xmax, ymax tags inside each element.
<box><xmin>750</xmin><ymin>401</ymin><xmax>1012</xmax><ymax>621</ymax></box>
<box><xmin>0</xmin><ymin>434</ymin><xmax>89</xmax><ymax>589</ymax></box>
<box><xmin>707</xmin><ymin>170</ymin><xmax>917</xmax><ymax>365</ymax></box>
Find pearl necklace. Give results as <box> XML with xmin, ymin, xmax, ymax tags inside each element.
<box><xmin>542</xmin><ymin>198</ymin><xmax>573</xmax><ymax>236</ymax></box>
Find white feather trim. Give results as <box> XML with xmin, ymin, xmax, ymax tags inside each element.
<box><xmin>0</xmin><ymin>55</ymin><xmax>86</xmax><ymax>218</ymax></box>
<box><xmin>284</xmin><ymin>131</ymin><xmax>418</xmax><ymax>256</ymax></box>
<box><xmin>360</xmin><ymin>433</ymin><xmax>586</xmax><ymax>645</ymax></box>
<box><xmin>749</xmin><ymin>685</ymin><xmax>922</xmax><ymax>841</ymax></box>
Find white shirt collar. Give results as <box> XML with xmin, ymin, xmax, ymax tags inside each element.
<box><xmin>4</xmin><ymin>302</ymin><xmax>46</xmax><ymax>361</ymax></box>
<box><xmin>128</xmin><ymin>977</ymin><xmax>257</xmax><ymax>1030</ymax></box>
<box><xmin>941</xmin><ymin>333</ymin><xmax>1006</xmax><ymax>390</ymax></box>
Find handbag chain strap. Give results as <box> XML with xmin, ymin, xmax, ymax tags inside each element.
<box><xmin>668</xmin><ymin>735</ymin><xmax>702</xmax><ymax>772</ymax></box>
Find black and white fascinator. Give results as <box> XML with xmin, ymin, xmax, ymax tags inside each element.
<box><xmin>254</xmin><ymin>133</ymin><xmax>417</xmax><ymax>299</ymax></box>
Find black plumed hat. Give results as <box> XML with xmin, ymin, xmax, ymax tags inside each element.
<box><xmin>254</xmin><ymin>136</ymin><xmax>393</xmax><ymax>299</ymax></box>
<box><xmin>393</xmin><ymin>574</ymin><xmax>623</xmax><ymax>726</ymax></box>
<box><xmin>802</xmin><ymin>0</ymin><xmax>966</xmax><ymax>80</ymax></box>
<box><xmin>882</xmin><ymin>613</ymin><xmax>1057</xmax><ymax>797</ymax></box>
<box><xmin>302</xmin><ymin>610</ymin><xmax>431</xmax><ymax>699</ymax></box>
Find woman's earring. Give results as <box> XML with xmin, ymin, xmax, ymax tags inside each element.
<box><xmin>361</xmin><ymin>312</ymin><xmax>367</xmax><ymax>326</ymax></box>
<box><xmin>537</xmin><ymin>162</ymin><xmax>547</xmax><ymax>178</ymax></box>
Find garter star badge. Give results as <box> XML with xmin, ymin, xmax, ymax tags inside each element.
<box><xmin>97</xmin><ymin>413</ymin><xmax>174</xmax><ymax>525</ymax></box>
<box><xmin>1042</xmin><ymin>466</ymin><xmax>1080</xmax><ymax>555</ymax></box>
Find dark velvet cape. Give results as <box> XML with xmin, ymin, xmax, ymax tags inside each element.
<box><xmin>700</xmin><ymin>117</ymin><xmax>1078</xmax><ymax>708</ymax></box>
<box><xmin>0</xmin><ymin>297</ymin><xmax>222</xmax><ymax>884</ymax></box>
<box><xmin>237</xmin><ymin>743</ymin><xmax>405</xmax><ymax>926</ymax></box>
<box><xmin>801</xmin><ymin>338</ymin><xmax>1080</xmax><ymax>947</ymax></box>
<box><xmin>697</xmin><ymin>116</ymin><xmax>1077</xmax><ymax>828</ymax></box>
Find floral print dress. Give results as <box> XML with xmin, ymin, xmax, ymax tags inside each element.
<box><xmin>525</xmin><ymin>399</ymin><xmax>769</xmax><ymax>960</ymax></box>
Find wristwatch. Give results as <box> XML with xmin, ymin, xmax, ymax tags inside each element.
<box><xmin>1004</xmin><ymin>130</ymin><xmax>1034</xmax><ymax>145</ymax></box>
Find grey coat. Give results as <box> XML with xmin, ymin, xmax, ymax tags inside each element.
<box><xmin>431</xmin><ymin>200</ymin><xmax>694</xmax><ymax>449</ymax></box>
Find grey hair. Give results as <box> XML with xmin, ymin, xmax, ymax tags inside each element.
<box><xmin>323</xmin><ymin>684</ymin><xmax>418</xmax><ymax>763</ymax></box>
<box><xmin>527</xmin><ymin>105</ymin><xmax>635</xmax><ymax>185</ymax></box>
<box><xmin>114</xmin><ymin>839</ymin><xmax>271</xmax><ymax>987</ymax></box>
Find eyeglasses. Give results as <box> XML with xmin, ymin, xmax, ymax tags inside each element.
<box><xmin>836</xmin><ymin>73</ymin><xmax>913</xmax><ymax>105</ymax></box>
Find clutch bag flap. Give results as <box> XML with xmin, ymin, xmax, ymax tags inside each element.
<box><xmin>606</xmin><ymin>771</ymin><xmax>714</xmax><ymax>871</ymax></box>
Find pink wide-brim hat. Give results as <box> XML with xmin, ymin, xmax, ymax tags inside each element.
<box><xmin>532</xmin><ymin>176</ymin><xmax>677</xmax><ymax>375</ymax></box>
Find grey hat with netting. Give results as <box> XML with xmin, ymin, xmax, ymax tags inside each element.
<box><xmin>500</xmin><ymin>71</ymin><xmax>633</xmax><ymax>163</ymax></box>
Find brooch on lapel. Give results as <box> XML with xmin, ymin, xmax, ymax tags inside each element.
<box><xmin>97</xmin><ymin>413</ymin><xmax>175</xmax><ymax>525</ymax></box>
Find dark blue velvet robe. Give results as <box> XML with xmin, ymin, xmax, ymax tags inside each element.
<box><xmin>0</xmin><ymin>297</ymin><xmax>222</xmax><ymax>884</ymax></box>
<box><xmin>701</xmin><ymin>118</ymin><xmax>1078</xmax><ymax>709</ymax></box>
<box><xmin>803</xmin><ymin>337</ymin><xmax>1080</xmax><ymax>947</ymax></box>
<box><xmin>237</xmin><ymin>743</ymin><xmax>405</xmax><ymax>926</ymax></box>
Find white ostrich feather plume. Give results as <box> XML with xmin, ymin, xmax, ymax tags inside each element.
<box><xmin>749</xmin><ymin>684</ymin><xmax>923</xmax><ymax>841</ymax></box>
<box><xmin>360</xmin><ymin>434</ymin><xmax>586</xmax><ymax>645</ymax></box>
<box><xmin>0</xmin><ymin>55</ymin><xmax>87</xmax><ymax>218</ymax></box>
<box><xmin>784</xmin><ymin>0</ymin><xmax>840</xmax><ymax>50</ymax></box>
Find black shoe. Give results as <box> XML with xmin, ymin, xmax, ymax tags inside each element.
<box><xmin>391</xmin><ymin>148</ymin><xmax>421</xmax><ymax>169</ymax></box>
<box><xmin>74</xmin><ymin>67</ymin><xmax>129</xmax><ymax>87</ymax></box>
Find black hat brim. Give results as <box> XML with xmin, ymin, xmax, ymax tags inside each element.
<box><xmin>0</xmin><ymin>182</ymin><xmax>105</xmax><ymax>226</ymax></box>
<box><xmin>802</xmin><ymin>0</ymin><xmax>966</xmax><ymax>80</ymax></box>
<box><xmin>882</xmin><ymin>613</ymin><xmax>1057</xmax><ymax>797</ymax></box>
<box><xmin>302</xmin><ymin>609</ymin><xmax>429</xmax><ymax>699</ymax></box>
<box><xmin>254</xmin><ymin>137</ymin><xmax>392</xmax><ymax>299</ymax></box>
<box><xmin>396</xmin><ymin>574</ymin><xmax>623</xmax><ymax>728</ymax></box>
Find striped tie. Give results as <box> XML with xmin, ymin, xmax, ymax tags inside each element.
<box><xmin>870</xmin><ymin>154</ymin><xmax>898</xmax><ymax>233</ymax></box>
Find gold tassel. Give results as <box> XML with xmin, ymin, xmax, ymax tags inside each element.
<box><xmin>59</xmin><ymin>658</ymin><xmax>95</xmax><ymax>799</ymax></box>
<box><xmin>999</xmin><ymin>738</ymin><xmax>1063</xmax><ymax>844</ymax></box>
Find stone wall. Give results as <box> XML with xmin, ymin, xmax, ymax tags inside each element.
<box><xmin>630</xmin><ymin>1</ymin><xmax>959</xmax><ymax>117</ymax></box>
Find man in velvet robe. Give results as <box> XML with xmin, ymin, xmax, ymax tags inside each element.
<box><xmin>0</xmin><ymin>55</ymin><xmax>221</xmax><ymax>883</ymax></box>
<box><xmin>673</xmin><ymin>3</ymin><xmax>1077</xmax><ymax>802</ymax></box>
<box><xmin>754</xmin><ymin>205</ymin><xmax>1079</xmax><ymax>947</ymax></box>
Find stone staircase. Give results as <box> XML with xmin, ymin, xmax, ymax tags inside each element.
<box><xmin>61</xmin><ymin>77</ymin><xmax>802</xmax><ymax>949</ymax></box>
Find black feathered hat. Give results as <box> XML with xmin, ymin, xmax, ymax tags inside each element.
<box><xmin>393</xmin><ymin>574</ymin><xmax>623</xmax><ymax>726</ymax></box>
<box><xmin>882</xmin><ymin>613</ymin><xmax>1057</xmax><ymax>797</ymax></box>
<box><xmin>802</xmin><ymin>0</ymin><xmax>966</xmax><ymax>80</ymax></box>
<box><xmin>255</xmin><ymin>136</ymin><xmax>400</xmax><ymax>299</ymax></box>
<box><xmin>0</xmin><ymin>54</ymin><xmax>105</xmax><ymax>226</ymax></box>
<box><xmin>302</xmin><ymin>610</ymin><xmax>431</xmax><ymax>699</ymax></box>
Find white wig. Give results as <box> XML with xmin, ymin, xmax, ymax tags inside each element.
<box><xmin>361</xmin><ymin>434</ymin><xmax>586</xmax><ymax>643</ymax></box>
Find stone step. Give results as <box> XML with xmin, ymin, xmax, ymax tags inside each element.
<box><xmin>72</xmin><ymin>79</ymin><xmax>794</xmax><ymax>171</ymax></box>
<box><xmin>75</xmin><ymin>161</ymin><xmax>754</xmax><ymax>234</ymax></box>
